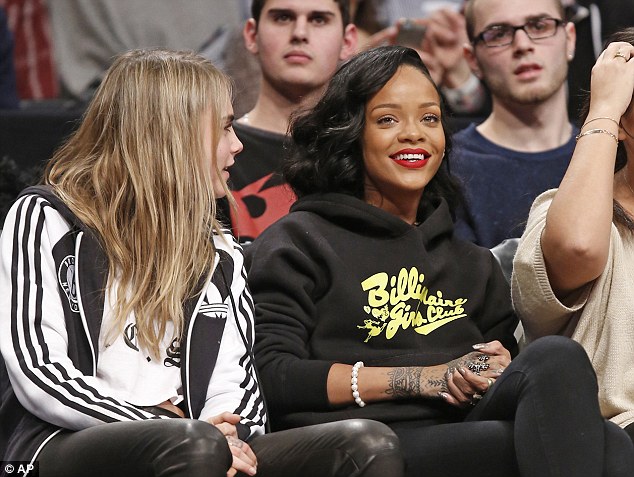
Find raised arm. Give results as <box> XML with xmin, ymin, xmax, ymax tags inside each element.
<box><xmin>541</xmin><ymin>41</ymin><xmax>634</xmax><ymax>297</ymax></box>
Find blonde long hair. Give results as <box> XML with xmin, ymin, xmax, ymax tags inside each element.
<box><xmin>45</xmin><ymin>48</ymin><xmax>232</xmax><ymax>357</ymax></box>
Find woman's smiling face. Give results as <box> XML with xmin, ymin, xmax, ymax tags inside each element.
<box><xmin>362</xmin><ymin>65</ymin><xmax>446</xmax><ymax>210</ymax></box>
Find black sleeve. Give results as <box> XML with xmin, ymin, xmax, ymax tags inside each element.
<box><xmin>246</xmin><ymin>229</ymin><xmax>335</xmax><ymax>415</ymax></box>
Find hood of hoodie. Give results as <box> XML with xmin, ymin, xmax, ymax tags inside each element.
<box><xmin>289</xmin><ymin>192</ymin><xmax>454</xmax><ymax>246</ymax></box>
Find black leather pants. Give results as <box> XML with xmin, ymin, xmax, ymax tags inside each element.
<box><xmin>250</xmin><ymin>419</ymin><xmax>403</xmax><ymax>477</ymax></box>
<box><xmin>37</xmin><ymin>418</ymin><xmax>403</xmax><ymax>477</ymax></box>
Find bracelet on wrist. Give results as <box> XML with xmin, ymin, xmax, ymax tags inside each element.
<box><xmin>582</xmin><ymin>116</ymin><xmax>620</xmax><ymax>129</ymax></box>
<box><xmin>581</xmin><ymin>116</ymin><xmax>621</xmax><ymax>129</ymax></box>
<box><xmin>351</xmin><ymin>361</ymin><xmax>366</xmax><ymax>408</ymax></box>
<box><xmin>575</xmin><ymin>128</ymin><xmax>619</xmax><ymax>144</ymax></box>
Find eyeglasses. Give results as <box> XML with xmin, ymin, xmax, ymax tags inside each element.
<box><xmin>473</xmin><ymin>18</ymin><xmax>565</xmax><ymax>48</ymax></box>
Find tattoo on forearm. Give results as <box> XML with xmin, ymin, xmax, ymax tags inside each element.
<box><xmin>386</xmin><ymin>367</ymin><xmax>422</xmax><ymax>398</ymax></box>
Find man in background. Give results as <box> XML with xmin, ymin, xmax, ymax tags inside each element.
<box><xmin>224</xmin><ymin>0</ymin><xmax>357</xmax><ymax>243</ymax></box>
<box><xmin>451</xmin><ymin>0</ymin><xmax>577</xmax><ymax>248</ymax></box>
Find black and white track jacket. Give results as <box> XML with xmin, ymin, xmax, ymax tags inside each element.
<box><xmin>0</xmin><ymin>186</ymin><xmax>266</xmax><ymax>466</ymax></box>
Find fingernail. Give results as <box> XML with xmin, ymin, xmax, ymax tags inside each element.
<box><xmin>496</xmin><ymin>367</ymin><xmax>505</xmax><ymax>374</ymax></box>
<box><xmin>472</xmin><ymin>343</ymin><xmax>487</xmax><ymax>349</ymax></box>
<box><xmin>438</xmin><ymin>392</ymin><xmax>449</xmax><ymax>401</ymax></box>
<box><xmin>458</xmin><ymin>367</ymin><xmax>468</xmax><ymax>374</ymax></box>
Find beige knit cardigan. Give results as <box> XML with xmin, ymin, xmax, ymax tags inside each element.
<box><xmin>512</xmin><ymin>189</ymin><xmax>634</xmax><ymax>429</ymax></box>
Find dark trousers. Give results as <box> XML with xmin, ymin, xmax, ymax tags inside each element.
<box><xmin>37</xmin><ymin>418</ymin><xmax>403</xmax><ymax>477</ymax></box>
<box><xmin>391</xmin><ymin>336</ymin><xmax>634</xmax><ymax>477</ymax></box>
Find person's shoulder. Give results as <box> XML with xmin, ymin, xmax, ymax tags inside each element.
<box><xmin>257</xmin><ymin>208</ymin><xmax>319</xmax><ymax>238</ymax></box>
<box><xmin>247</xmin><ymin>207</ymin><xmax>326</xmax><ymax>257</ymax></box>
<box><xmin>12</xmin><ymin>188</ymin><xmax>70</xmax><ymax>224</ymax></box>
<box><xmin>451</xmin><ymin>233</ymin><xmax>496</xmax><ymax>257</ymax></box>
<box><xmin>3</xmin><ymin>191</ymin><xmax>75</xmax><ymax>251</ymax></box>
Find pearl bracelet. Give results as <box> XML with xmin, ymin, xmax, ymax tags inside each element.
<box><xmin>351</xmin><ymin>361</ymin><xmax>366</xmax><ymax>407</ymax></box>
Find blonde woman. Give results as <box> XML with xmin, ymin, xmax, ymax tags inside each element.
<box><xmin>0</xmin><ymin>49</ymin><xmax>402</xmax><ymax>477</ymax></box>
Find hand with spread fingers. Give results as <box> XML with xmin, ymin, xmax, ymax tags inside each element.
<box><xmin>439</xmin><ymin>340</ymin><xmax>512</xmax><ymax>408</ymax></box>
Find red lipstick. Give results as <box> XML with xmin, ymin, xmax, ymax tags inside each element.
<box><xmin>390</xmin><ymin>148</ymin><xmax>431</xmax><ymax>169</ymax></box>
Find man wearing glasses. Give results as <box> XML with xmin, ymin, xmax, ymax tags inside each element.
<box><xmin>450</xmin><ymin>0</ymin><xmax>577</xmax><ymax>250</ymax></box>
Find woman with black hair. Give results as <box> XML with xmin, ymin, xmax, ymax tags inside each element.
<box><xmin>247</xmin><ymin>45</ymin><xmax>634</xmax><ymax>476</ymax></box>
<box><xmin>0</xmin><ymin>48</ymin><xmax>403</xmax><ymax>477</ymax></box>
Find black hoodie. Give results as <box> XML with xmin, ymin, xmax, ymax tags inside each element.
<box><xmin>247</xmin><ymin>192</ymin><xmax>517</xmax><ymax>430</ymax></box>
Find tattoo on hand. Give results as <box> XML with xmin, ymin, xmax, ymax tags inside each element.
<box><xmin>428</xmin><ymin>377</ymin><xmax>448</xmax><ymax>393</ymax></box>
<box><xmin>447</xmin><ymin>356</ymin><xmax>470</xmax><ymax>370</ymax></box>
<box><xmin>386</xmin><ymin>367</ymin><xmax>422</xmax><ymax>398</ymax></box>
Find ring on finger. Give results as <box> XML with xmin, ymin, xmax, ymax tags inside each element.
<box><xmin>614</xmin><ymin>51</ymin><xmax>628</xmax><ymax>61</ymax></box>
<box><xmin>470</xmin><ymin>393</ymin><xmax>483</xmax><ymax>406</ymax></box>
<box><xmin>227</xmin><ymin>436</ymin><xmax>243</xmax><ymax>448</ymax></box>
<box><xmin>467</xmin><ymin>361</ymin><xmax>490</xmax><ymax>374</ymax></box>
<box><xmin>486</xmin><ymin>377</ymin><xmax>494</xmax><ymax>391</ymax></box>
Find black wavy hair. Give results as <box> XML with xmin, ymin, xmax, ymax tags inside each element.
<box><xmin>284</xmin><ymin>45</ymin><xmax>463</xmax><ymax>216</ymax></box>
